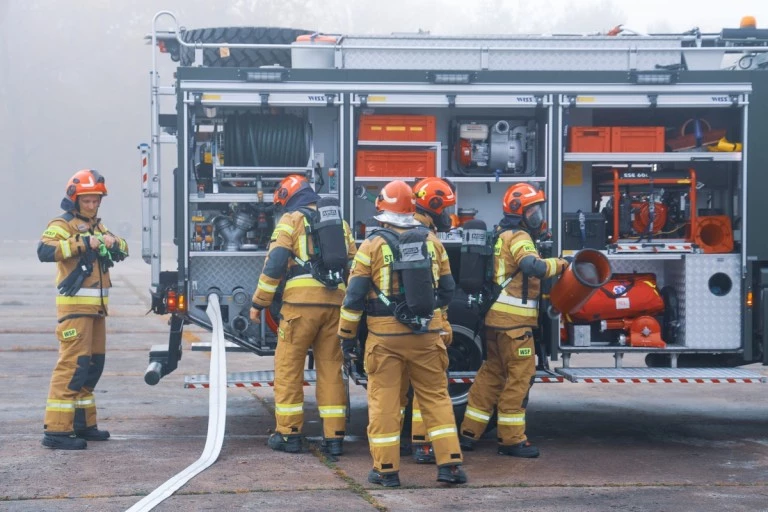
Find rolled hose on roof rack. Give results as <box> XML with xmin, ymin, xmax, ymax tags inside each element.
<box><xmin>224</xmin><ymin>113</ymin><xmax>311</xmax><ymax>167</ymax></box>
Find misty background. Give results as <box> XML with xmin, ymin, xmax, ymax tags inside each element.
<box><xmin>0</xmin><ymin>0</ymin><xmax>761</xmax><ymax>265</ymax></box>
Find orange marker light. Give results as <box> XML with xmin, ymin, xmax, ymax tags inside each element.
<box><xmin>740</xmin><ymin>16</ymin><xmax>757</xmax><ymax>29</ymax></box>
<box><xmin>746</xmin><ymin>290</ymin><xmax>754</xmax><ymax>308</ymax></box>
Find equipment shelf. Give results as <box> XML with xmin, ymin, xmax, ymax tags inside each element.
<box><xmin>563</xmin><ymin>152</ymin><xmax>742</xmax><ymax>163</ymax></box>
<box><xmin>189</xmin><ymin>194</ymin><xmax>275</xmax><ymax>203</ymax></box>
<box><xmin>189</xmin><ymin>251</ymin><xmax>267</xmax><ymax>257</ymax></box>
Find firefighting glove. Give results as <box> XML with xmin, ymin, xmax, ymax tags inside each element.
<box><xmin>562</xmin><ymin>255</ymin><xmax>574</xmax><ymax>264</ymax></box>
<box><xmin>108</xmin><ymin>245</ymin><xmax>128</xmax><ymax>263</ymax></box>
<box><xmin>57</xmin><ymin>257</ymin><xmax>94</xmax><ymax>296</ymax></box>
<box><xmin>339</xmin><ymin>337</ymin><xmax>359</xmax><ymax>362</ymax></box>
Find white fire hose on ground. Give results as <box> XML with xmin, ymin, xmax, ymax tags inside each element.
<box><xmin>127</xmin><ymin>293</ymin><xmax>228</xmax><ymax>512</ymax></box>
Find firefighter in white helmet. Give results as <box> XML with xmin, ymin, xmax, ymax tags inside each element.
<box><xmin>250</xmin><ymin>175</ymin><xmax>356</xmax><ymax>456</ymax></box>
<box><xmin>338</xmin><ymin>180</ymin><xmax>467</xmax><ymax>487</ymax></box>
<box><xmin>459</xmin><ymin>182</ymin><xmax>568</xmax><ymax>458</ymax></box>
<box><xmin>37</xmin><ymin>169</ymin><xmax>129</xmax><ymax>450</ymax></box>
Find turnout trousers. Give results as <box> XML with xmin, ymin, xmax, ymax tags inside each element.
<box><xmin>274</xmin><ymin>303</ymin><xmax>347</xmax><ymax>439</ymax></box>
<box><xmin>400</xmin><ymin>376</ymin><xmax>429</xmax><ymax>446</ymax></box>
<box><xmin>366</xmin><ymin>331</ymin><xmax>462</xmax><ymax>473</ymax></box>
<box><xmin>44</xmin><ymin>315</ymin><xmax>106</xmax><ymax>434</ymax></box>
<box><xmin>460</xmin><ymin>329</ymin><xmax>535</xmax><ymax>446</ymax></box>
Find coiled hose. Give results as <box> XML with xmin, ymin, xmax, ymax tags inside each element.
<box><xmin>224</xmin><ymin>113</ymin><xmax>311</xmax><ymax>167</ymax></box>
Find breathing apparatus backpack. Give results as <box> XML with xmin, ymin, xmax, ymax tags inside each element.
<box><xmin>296</xmin><ymin>196</ymin><xmax>348</xmax><ymax>289</ymax></box>
<box><xmin>459</xmin><ymin>219</ymin><xmax>527</xmax><ymax>315</ymax></box>
<box><xmin>369</xmin><ymin>227</ymin><xmax>436</xmax><ymax>333</ymax></box>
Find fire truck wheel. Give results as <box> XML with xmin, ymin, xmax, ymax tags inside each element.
<box><xmin>446</xmin><ymin>296</ymin><xmax>491</xmax><ymax>429</ymax></box>
<box><xmin>180</xmin><ymin>27</ymin><xmax>314</xmax><ymax>68</ymax></box>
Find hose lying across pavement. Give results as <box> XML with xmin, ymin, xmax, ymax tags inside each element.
<box><xmin>127</xmin><ymin>293</ymin><xmax>228</xmax><ymax>512</ymax></box>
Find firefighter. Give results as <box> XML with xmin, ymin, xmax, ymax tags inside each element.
<box><xmin>405</xmin><ymin>177</ymin><xmax>457</xmax><ymax>464</ymax></box>
<box><xmin>250</xmin><ymin>175</ymin><xmax>356</xmax><ymax>456</ymax></box>
<box><xmin>459</xmin><ymin>182</ymin><xmax>568</xmax><ymax>458</ymax></box>
<box><xmin>338</xmin><ymin>180</ymin><xmax>467</xmax><ymax>487</ymax></box>
<box><xmin>37</xmin><ymin>169</ymin><xmax>129</xmax><ymax>450</ymax></box>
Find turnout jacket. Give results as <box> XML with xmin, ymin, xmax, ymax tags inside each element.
<box><xmin>338</xmin><ymin>226</ymin><xmax>455</xmax><ymax>339</ymax></box>
<box><xmin>484</xmin><ymin>228</ymin><xmax>567</xmax><ymax>331</ymax></box>
<box><xmin>37</xmin><ymin>210</ymin><xmax>128</xmax><ymax>320</ymax></box>
<box><xmin>252</xmin><ymin>209</ymin><xmax>357</xmax><ymax>308</ymax></box>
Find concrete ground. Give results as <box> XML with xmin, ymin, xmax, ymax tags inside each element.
<box><xmin>2</xmin><ymin>241</ymin><xmax>768</xmax><ymax>511</ymax></box>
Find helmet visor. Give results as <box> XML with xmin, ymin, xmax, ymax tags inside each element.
<box><xmin>524</xmin><ymin>203</ymin><xmax>544</xmax><ymax>230</ymax></box>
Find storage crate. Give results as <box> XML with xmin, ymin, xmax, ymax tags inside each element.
<box><xmin>562</xmin><ymin>212</ymin><xmax>607</xmax><ymax>250</ymax></box>
<box><xmin>355</xmin><ymin>150</ymin><xmax>436</xmax><ymax>178</ymax></box>
<box><xmin>569</xmin><ymin>127</ymin><xmax>611</xmax><ymax>152</ymax></box>
<box><xmin>610</xmin><ymin>126</ymin><xmax>665</xmax><ymax>152</ymax></box>
<box><xmin>359</xmin><ymin>115</ymin><xmax>437</xmax><ymax>142</ymax></box>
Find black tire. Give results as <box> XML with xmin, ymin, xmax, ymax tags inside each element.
<box><xmin>445</xmin><ymin>295</ymin><xmax>486</xmax><ymax>424</ymax></box>
<box><xmin>355</xmin><ymin>296</ymin><xmax>486</xmax><ymax>426</ymax></box>
<box><xmin>179</xmin><ymin>27</ymin><xmax>314</xmax><ymax>68</ymax></box>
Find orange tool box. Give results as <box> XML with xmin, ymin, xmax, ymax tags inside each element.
<box><xmin>359</xmin><ymin>115</ymin><xmax>437</xmax><ymax>142</ymax></box>
<box><xmin>569</xmin><ymin>127</ymin><xmax>611</xmax><ymax>152</ymax></box>
<box><xmin>610</xmin><ymin>126</ymin><xmax>665</xmax><ymax>152</ymax></box>
<box><xmin>355</xmin><ymin>150</ymin><xmax>436</xmax><ymax>178</ymax></box>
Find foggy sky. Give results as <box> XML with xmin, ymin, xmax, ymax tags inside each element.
<box><xmin>0</xmin><ymin>0</ymin><xmax>761</xmax><ymax>252</ymax></box>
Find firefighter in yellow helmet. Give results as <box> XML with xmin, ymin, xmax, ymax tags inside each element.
<box><xmin>250</xmin><ymin>175</ymin><xmax>356</xmax><ymax>456</ymax></box>
<box><xmin>405</xmin><ymin>177</ymin><xmax>457</xmax><ymax>464</ymax></box>
<box><xmin>338</xmin><ymin>180</ymin><xmax>467</xmax><ymax>487</ymax></box>
<box><xmin>37</xmin><ymin>169</ymin><xmax>129</xmax><ymax>450</ymax></box>
<box><xmin>459</xmin><ymin>182</ymin><xmax>568</xmax><ymax>458</ymax></box>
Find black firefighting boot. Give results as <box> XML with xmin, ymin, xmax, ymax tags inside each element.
<box><xmin>322</xmin><ymin>437</ymin><xmax>344</xmax><ymax>456</ymax></box>
<box><xmin>411</xmin><ymin>443</ymin><xmax>436</xmax><ymax>464</ymax></box>
<box><xmin>459</xmin><ymin>435</ymin><xmax>476</xmax><ymax>451</ymax></box>
<box><xmin>497</xmin><ymin>440</ymin><xmax>540</xmax><ymax>458</ymax></box>
<box><xmin>437</xmin><ymin>464</ymin><xmax>468</xmax><ymax>484</ymax></box>
<box><xmin>368</xmin><ymin>469</ymin><xmax>401</xmax><ymax>488</ymax></box>
<box><xmin>42</xmin><ymin>433</ymin><xmax>87</xmax><ymax>450</ymax></box>
<box><xmin>267</xmin><ymin>432</ymin><xmax>304</xmax><ymax>453</ymax></box>
<box><xmin>75</xmin><ymin>426</ymin><xmax>111</xmax><ymax>441</ymax></box>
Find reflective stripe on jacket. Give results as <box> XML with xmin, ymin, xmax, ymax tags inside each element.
<box><xmin>252</xmin><ymin>209</ymin><xmax>357</xmax><ymax>308</ymax></box>
<box><xmin>485</xmin><ymin>229</ymin><xmax>562</xmax><ymax>330</ymax></box>
<box><xmin>338</xmin><ymin>227</ymin><xmax>454</xmax><ymax>338</ymax></box>
<box><xmin>38</xmin><ymin>212</ymin><xmax>127</xmax><ymax>318</ymax></box>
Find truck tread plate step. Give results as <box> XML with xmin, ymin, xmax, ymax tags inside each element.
<box><xmin>191</xmin><ymin>341</ymin><xmax>248</xmax><ymax>352</ymax></box>
<box><xmin>446</xmin><ymin>370</ymin><xmax>564</xmax><ymax>384</ymax></box>
<box><xmin>185</xmin><ymin>369</ymin><xmax>565</xmax><ymax>388</ymax></box>
<box><xmin>185</xmin><ymin>370</ymin><xmax>318</xmax><ymax>389</ymax></box>
<box><xmin>345</xmin><ymin>369</ymin><xmax>562</xmax><ymax>387</ymax></box>
<box><xmin>556</xmin><ymin>367</ymin><xmax>767</xmax><ymax>383</ymax></box>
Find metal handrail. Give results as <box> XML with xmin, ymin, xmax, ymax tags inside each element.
<box><xmin>151</xmin><ymin>11</ymin><xmax>768</xmax><ymax>56</ymax></box>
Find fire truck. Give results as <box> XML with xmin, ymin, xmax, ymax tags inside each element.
<box><xmin>141</xmin><ymin>12</ymin><xmax>768</xmax><ymax>418</ymax></box>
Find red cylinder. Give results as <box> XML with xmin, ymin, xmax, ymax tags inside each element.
<box><xmin>549</xmin><ymin>249</ymin><xmax>612</xmax><ymax>316</ymax></box>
